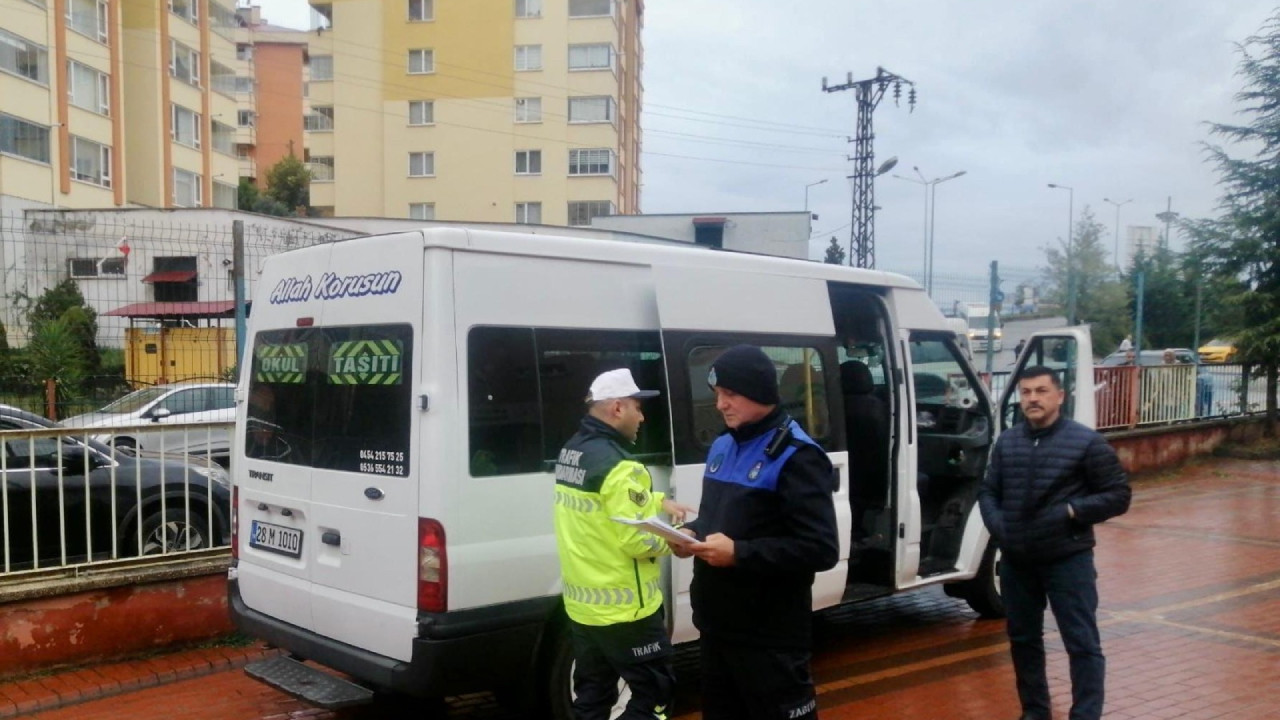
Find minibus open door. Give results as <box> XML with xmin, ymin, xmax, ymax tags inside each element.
<box><xmin>997</xmin><ymin>327</ymin><xmax>1097</xmax><ymax>431</ymax></box>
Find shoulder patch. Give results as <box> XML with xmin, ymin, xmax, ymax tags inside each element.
<box><xmin>628</xmin><ymin>488</ymin><xmax>649</xmax><ymax>507</ymax></box>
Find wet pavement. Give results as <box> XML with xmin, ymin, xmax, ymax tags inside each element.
<box><xmin>6</xmin><ymin>456</ymin><xmax>1279</xmax><ymax>719</ymax></box>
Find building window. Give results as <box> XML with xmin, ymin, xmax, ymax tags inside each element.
<box><xmin>234</xmin><ymin>76</ymin><xmax>254</xmax><ymax>93</ymax></box>
<box><xmin>235</xmin><ymin>143</ymin><xmax>252</xmax><ymax>159</ymax></box>
<box><xmin>514</xmin><ymin>44</ymin><xmax>542</xmax><ymax>71</ymax></box>
<box><xmin>67</xmin><ymin>257</ymin><xmax>125</xmax><ymax>278</ymax></box>
<box><xmin>210</xmin><ymin>60</ymin><xmax>235</xmax><ymax>95</ymax></box>
<box><xmin>310</xmin><ymin>54</ymin><xmax>333</xmax><ymax>81</ymax></box>
<box><xmin>210</xmin><ymin>1</ymin><xmax>238</xmax><ymax>39</ymax></box>
<box><xmin>514</xmin><ymin>0</ymin><xmax>541</xmax><ymax>18</ymax></box>
<box><xmin>67</xmin><ymin>60</ymin><xmax>110</xmax><ymax>115</ymax></box>
<box><xmin>409</xmin><ymin>202</ymin><xmax>435</xmax><ymax>220</ymax></box>
<box><xmin>568</xmin><ymin>148</ymin><xmax>613</xmax><ymax>176</ymax></box>
<box><xmin>169</xmin><ymin>0</ymin><xmax>198</xmax><ymax>24</ymax></box>
<box><xmin>514</xmin><ymin>97</ymin><xmax>542</xmax><ymax>123</ymax></box>
<box><xmin>171</xmin><ymin>104</ymin><xmax>201</xmax><ymax>148</ymax></box>
<box><xmin>568</xmin><ymin>96</ymin><xmax>614</xmax><ymax>124</ymax></box>
<box><xmin>70</xmin><ymin>136</ymin><xmax>111</xmax><ymax>187</ymax></box>
<box><xmin>312</xmin><ymin>3</ymin><xmax>332</xmax><ymax>28</ymax></box>
<box><xmin>568</xmin><ymin>43</ymin><xmax>612</xmax><ymax>71</ymax></box>
<box><xmin>212</xmin><ymin>121</ymin><xmax>235</xmax><ymax>155</ymax></box>
<box><xmin>169</xmin><ymin>40</ymin><xmax>201</xmax><ymax>87</ymax></box>
<box><xmin>408</xmin><ymin>0</ymin><xmax>433</xmax><ymax>21</ymax></box>
<box><xmin>567</xmin><ymin>200</ymin><xmax>613</xmax><ymax>227</ymax></box>
<box><xmin>213</xmin><ymin>181</ymin><xmax>237</xmax><ymax>209</ymax></box>
<box><xmin>514</xmin><ymin>150</ymin><xmax>541</xmax><ymax>175</ymax></box>
<box><xmin>66</xmin><ymin>0</ymin><xmax>109</xmax><ymax>43</ymax></box>
<box><xmin>304</xmin><ymin>106</ymin><xmax>334</xmax><ymax>132</ymax></box>
<box><xmin>568</xmin><ymin>0</ymin><xmax>611</xmax><ymax>17</ymax></box>
<box><xmin>173</xmin><ymin>168</ymin><xmax>202</xmax><ymax>207</ymax></box>
<box><xmin>409</xmin><ymin>100</ymin><xmax>434</xmax><ymax>125</ymax></box>
<box><xmin>0</xmin><ymin>29</ymin><xmax>49</xmax><ymax>85</ymax></box>
<box><xmin>408</xmin><ymin>49</ymin><xmax>434</xmax><ymax>74</ymax></box>
<box><xmin>515</xmin><ymin>202</ymin><xmax>542</xmax><ymax>224</ymax></box>
<box><xmin>238</xmin><ymin>109</ymin><xmax>255</xmax><ymax>127</ymax></box>
<box><xmin>236</xmin><ymin>43</ymin><xmax>253</xmax><ymax>61</ymax></box>
<box><xmin>0</xmin><ymin>113</ymin><xmax>51</xmax><ymax>163</ymax></box>
<box><xmin>307</xmin><ymin>155</ymin><xmax>334</xmax><ymax>181</ymax></box>
<box><xmin>408</xmin><ymin>151</ymin><xmax>435</xmax><ymax>177</ymax></box>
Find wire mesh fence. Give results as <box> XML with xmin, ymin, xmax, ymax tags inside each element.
<box><xmin>0</xmin><ymin>209</ymin><xmax>359</xmax><ymax>420</ymax></box>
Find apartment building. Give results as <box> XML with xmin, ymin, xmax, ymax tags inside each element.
<box><xmin>232</xmin><ymin>5</ymin><xmax>305</xmax><ymax>186</ymax></box>
<box><xmin>0</xmin><ymin>0</ymin><xmax>241</xmax><ymax>211</ymax></box>
<box><xmin>298</xmin><ymin>0</ymin><xmax>643</xmax><ymax>225</ymax></box>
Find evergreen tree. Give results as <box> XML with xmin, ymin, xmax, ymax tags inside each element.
<box><xmin>823</xmin><ymin>237</ymin><xmax>846</xmax><ymax>265</ymax></box>
<box><xmin>1185</xmin><ymin>12</ymin><xmax>1280</xmax><ymax>431</ymax></box>
<box><xmin>1041</xmin><ymin>206</ymin><xmax>1128</xmax><ymax>348</ymax></box>
<box><xmin>263</xmin><ymin>154</ymin><xmax>312</xmax><ymax>214</ymax></box>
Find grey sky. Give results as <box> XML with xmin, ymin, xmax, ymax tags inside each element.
<box><xmin>254</xmin><ymin>0</ymin><xmax>1275</xmax><ymax>276</ymax></box>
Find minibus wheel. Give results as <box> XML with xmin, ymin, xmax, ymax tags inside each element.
<box><xmin>543</xmin><ymin>623</ymin><xmax>633</xmax><ymax>720</ymax></box>
<box><xmin>963</xmin><ymin>544</ymin><xmax>1005</xmax><ymax>619</ymax></box>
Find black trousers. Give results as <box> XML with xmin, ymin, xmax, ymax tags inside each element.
<box><xmin>699</xmin><ymin>636</ymin><xmax>818</xmax><ymax>720</ymax></box>
<box><xmin>569</xmin><ymin>608</ymin><xmax>675</xmax><ymax>720</ymax></box>
<box><xmin>1001</xmin><ymin>550</ymin><xmax>1105</xmax><ymax>720</ymax></box>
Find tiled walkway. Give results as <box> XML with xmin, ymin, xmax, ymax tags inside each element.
<box><xmin>3</xmin><ymin>457</ymin><xmax>1277</xmax><ymax>719</ymax></box>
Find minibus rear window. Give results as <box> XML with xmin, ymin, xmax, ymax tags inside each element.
<box><xmin>246</xmin><ymin>324</ymin><xmax>413</xmax><ymax>475</ymax></box>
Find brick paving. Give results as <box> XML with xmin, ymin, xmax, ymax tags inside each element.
<box><xmin>3</xmin><ymin>456</ymin><xmax>1277</xmax><ymax>719</ymax></box>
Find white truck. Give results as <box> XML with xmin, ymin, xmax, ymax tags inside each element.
<box><xmin>958</xmin><ymin>302</ymin><xmax>1003</xmax><ymax>352</ymax></box>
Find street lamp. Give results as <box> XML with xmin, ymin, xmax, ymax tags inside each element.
<box><xmin>1102</xmin><ymin>197</ymin><xmax>1133</xmax><ymax>273</ymax></box>
<box><xmin>896</xmin><ymin>167</ymin><xmax>966</xmax><ymax>294</ymax></box>
<box><xmin>1048</xmin><ymin>183</ymin><xmax>1076</xmax><ymax>325</ymax></box>
<box><xmin>804</xmin><ymin>179</ymin><xmax>828</xmax><ymax>214</ymax></box>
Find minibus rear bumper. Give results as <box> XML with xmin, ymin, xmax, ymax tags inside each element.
<box><xmin>229</xmin><ymin>578</ymin><xmax>556</xmax><ymax>698</ymax></box>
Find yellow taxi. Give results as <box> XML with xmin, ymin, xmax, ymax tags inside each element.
<box><xmin>1197</xmin><ymin>338</ymin><xmax>1238</xmax><ymax>363</ymax></box>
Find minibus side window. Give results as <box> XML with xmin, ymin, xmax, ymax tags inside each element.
<box><xmin>686</xmin><ymin>344</ymin><xmax>830</xmax><ymax>447</ymax></box>
<box><xmin>466</xmin><ymin>327</ymin><xmax>670</xmax><ymax>477</ymax></box>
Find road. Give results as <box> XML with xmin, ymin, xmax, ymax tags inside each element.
<box><xmin>16</xmin><ymin>455</ymin><xmax>1280</xmax><ymax>720</ymax></box>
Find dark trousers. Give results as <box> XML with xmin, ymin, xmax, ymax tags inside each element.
<box><xmin>569</xmin><ymin>609</ymin><xmax>675</xmax><ymax>720</ymax></box>
<box><xmin>1001</xmin><ymin>550</ymin><xmax>1105</xmax><ymax>720</ymax></box>
<box><xmin>699</xmin><ymin>636</ymin><xmax>818</xmax><ymax>720</ymax></box>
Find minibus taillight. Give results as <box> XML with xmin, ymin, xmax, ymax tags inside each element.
<box><xmin>231</xmin><ymin>486</ymin><xmax>239</xmax><ymax>561</ymax></box>
<box><xmin>418</xmin><ymin>518</ymin><xmax>447</xmax><ymax>613</ymax></box>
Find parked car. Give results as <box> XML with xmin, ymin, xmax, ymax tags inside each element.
<box><xmin>1099</xmin><ymin>349</ymin><xmax>1195</xmax><ymax>367</ymax></box>
<box><xmin>0</xmin><ymin>404</ymin><xmax>231</xmax><ymax>570</ymax></box>
<box><xmin>1197</xmin><ymin>338</ymin><xmax>1238</xmax><ymax>363</ymax></box>
<box><xmin>62</xmin><ymin>382</ymin><xmax>236</xmax><ymax>466</ymax></box>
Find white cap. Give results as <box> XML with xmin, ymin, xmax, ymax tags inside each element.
<box><xmin>587</xmin><ymin>368</ymin><xmax>660</xmax><ymax>402</ymax></box>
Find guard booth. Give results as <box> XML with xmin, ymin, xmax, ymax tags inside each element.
<box><xmin>103</xmin><ymin>301</ymin><xmax>243</xmax><ymax>386</ymax></box>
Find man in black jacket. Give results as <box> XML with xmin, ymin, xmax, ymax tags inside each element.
<box><xmin>673</xmin><ymin>345</ymin><xmax>838</xmax><ymax>720</ymax></box>
<box><xmin>978</xmin><ymin>366</ymin><xmax>1131</xmax><ymax>720</ymax></box>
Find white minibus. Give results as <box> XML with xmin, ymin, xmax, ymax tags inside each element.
<box><xmin>229</xmin><ymin>227</ymin><xmax>1094</xmax><ymax>716</ymax></box>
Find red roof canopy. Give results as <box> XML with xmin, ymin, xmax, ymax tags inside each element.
<box><xmin>141</xmin><ymin>270</ymin><xmax>197</xmax><ymax>283</ymax></box>
<box><xmin>103</xmin><ymin>301</ymin><xmax>243</xmax><ymax>319</ymax></box>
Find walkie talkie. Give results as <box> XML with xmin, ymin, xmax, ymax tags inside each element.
<box><xmin>764</xmin><ymin>415</ymin><xmax>795</xmax><ymax>459</ymax></box>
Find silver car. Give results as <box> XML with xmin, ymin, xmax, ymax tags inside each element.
<box><xmin>62</xmin><ymin>382</ymin><xmax>236</xmax><ymax>465</ymax></box>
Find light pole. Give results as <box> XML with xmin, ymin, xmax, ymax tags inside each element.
<box><xmin>1048</xmin><ymin>183</ymin><xmax>1076</xmax><ymax>325</ymax></box>
<box><xmin>804</xmin><ymin>179</ymin><xmax>828</xmax><ymax>214</ymax></box>
<box><xmin>893</xmin><ymin>167</ymin><xmax>966</xmax><ymax>294</ymax></box>
<box><xmin>1102</xmin><ymin>197</ymin><xmax>1132</xmax><ymax>273</ymax></box>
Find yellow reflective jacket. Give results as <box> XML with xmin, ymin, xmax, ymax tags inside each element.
<box><xmin>553</xmin><ymin>415</ymin><xmax>669</xmax><ymax>626</ymax></box>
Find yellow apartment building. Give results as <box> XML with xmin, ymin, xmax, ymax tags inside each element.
<box><xmin>0</xmin><ymin>0</ymin><xmax>240</xmax><ymax>211</ymax></box>
<box><xmin>298</xmin><ymin>0</ymin><xmax>643</xmax><ymax>225</ymax></box>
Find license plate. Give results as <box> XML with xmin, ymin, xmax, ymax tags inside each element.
<box><xmin>250</xmin><ymin>520</ymin><xmax>303</xmax><ymax>558</ymax></box>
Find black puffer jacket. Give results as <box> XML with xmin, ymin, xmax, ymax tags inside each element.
<box><xmin>978</xmin><ymin>415</ymin><xmax>1131</xmax><ymax>562</ymax></box>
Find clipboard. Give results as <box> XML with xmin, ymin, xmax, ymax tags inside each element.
<box><xmin>611</xmin><ymin>516</ymin><xmax>695</xmax><ymax>546</ymax></box>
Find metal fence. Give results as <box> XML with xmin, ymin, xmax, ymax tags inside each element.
<box><xmin>0</xmin><ymin>209</ymin><xmax>357</xmax><ymax>419</ymax></box>
<box><xmin>0</xmin><ymin>423</ymin><xmax>230</xmax><ymax>578</ymax></box>
<box><xmin>992</xmin><ymin>362</ymin><xmax>1273</xmax><ymax>431</ymax></box>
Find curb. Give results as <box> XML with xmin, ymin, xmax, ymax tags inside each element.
<box><xmin>0</xmin><ymin>644</ymin><xmax>281</xmax><ymax>717</ymax></box>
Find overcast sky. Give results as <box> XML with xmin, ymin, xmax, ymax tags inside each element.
<box><xmin>254</xmin><ymin>0</ymin><xmax>1276</xmax><ymax>277</ymax></box>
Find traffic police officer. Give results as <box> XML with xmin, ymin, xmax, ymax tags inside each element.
<box><xmin>553</xmin><ymin>368</ymin><xmax>690</xmax><ymax>720</ymax></box>
<box><xmin>674</xmin><ymin>345</ymin><xmax>839</xmax><ymax>720</ymax></box>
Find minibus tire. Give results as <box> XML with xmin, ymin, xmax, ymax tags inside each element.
<box><xmin>542</xmin><ymin>623</ymin><xmax>575</xmax><ymax>720</ymax></box>
<box><xmin>963</xmin><ymin>544</ymin><xmax>1005</xmax><ymax>619</ymax></box>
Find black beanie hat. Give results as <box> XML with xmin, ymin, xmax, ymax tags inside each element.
<box><xmin>709</xmin><ymin>344</ymin><xmax>780</xmax><ymax>405</ymax></box>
